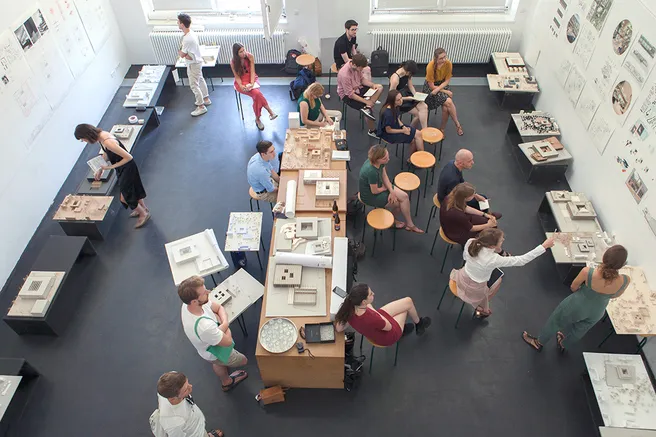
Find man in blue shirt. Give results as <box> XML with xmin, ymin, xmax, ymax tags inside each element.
<box><xmin>247</xmin><ymin>140</ymin><xmax>279</xmax><ymax>203</ymax></box>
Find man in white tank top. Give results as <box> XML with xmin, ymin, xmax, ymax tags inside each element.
<box><xmin>177</xmin><ymin>13</ymin><xmax>210</xmax><ymax>117</ymax></box>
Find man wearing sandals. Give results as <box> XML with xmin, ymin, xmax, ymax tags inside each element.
<box><xmin>178</xmin><ymin>276</ymin><xmax>248</xmax><ymax>392</ymax></box>
<box><xmin>156</xmin><ymin>371</ymin><xmax>225</xmax><ymax>437</ymax></box>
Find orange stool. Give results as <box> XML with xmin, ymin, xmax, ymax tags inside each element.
<box><xmin>431</xmin><ymin>227</ymin><xmax>459</xmax><ymax>274</ymax></box>
<box><xmin>410</xmin><ymin>151</ymin><xmax>437</xmax><ymax>198</ymax></box>
<box><xmin>421</xmin><ymin>127</ymin><xmax>445</xmax><ymax>162</ymax></box>
<box><xmin>394</xmin><ymin>172</ymin><xmax>421</xmax><ymax>216</ymax></box>
<box><xmin>365</xmin><ymin>208</ymin><xmax>396</xmax><ymax>256</ymax></box>
<box><xmin>359</xmin><ymin>334</ymin><xmax>400</xmax><ymax>374</ymax></box>
<box><xmin>426</xmin><ymin>194</ymin><xmax>441</xmax><ymax>233</ymax></box>
<box><xmin>437</xmin><ymin>280</ymin><xmax>469</xmax><ymax>328</ymax></box>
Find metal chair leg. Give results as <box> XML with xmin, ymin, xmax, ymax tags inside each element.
<box><xmin>256</xmin><ymin>200</ymin><xmax>260</xmax><ymax>211</ymax></box>
<box><xmin>427</xmin><ymin>205</ymin><xmax>436</xmax><ymax>233</ymax></box>
<box><xmin>360</xmin><ymin>334</ymin><xmax>364</xmax><ymax>354</ymax></box>
<box><xmin>455</xmin><ymin>302</ymin><xmax>465</xmax><ymax>328</ymax></box>
<box><xmin>430</xmin><ymin>228</ymin><xmax>439</xmax><ymax>255</ymax></box>
<box><xmin>437</xmin><ymin>282</ymin><xmax>449</xmax><ymax>309</ymax></box>
<box><xmin>598</xmin><ymin>326</ymin><xmax>615</xmax><ymax>348</ymax></box>
<box><xmin>369</xmin><ymin>345</ymin><xmax>375</xmax><ymax>374</ymax></box>
<box><xmin>392</xmin><ymin>227</ymin><xmax>396</xmax><ymax>251</ymax></box>
<box><xmin>393</xmin><ymin>342</ymin><xmax>399</xmax><ymax>366</ymax></box>
<box><xmin>424</xmin><ymin>169</ymin><xmax>430</xmax><ymax>198</ymax></box>
<box><xmin>249</xmin><ymin>198</ymin><xmax>253</xmax><ymax>212</ymax></box>
<box><xmin>637</xmin><ymin>337</ymin><xmax>648</xmax><ymax>353</ymax></box>
<box><xmin>372</xmin><ymin>230</ymin><xmax>378</xmax><ymax>256</ymax></box>
<box><xmin>440</xmin><ymin>243</ymin><xmax>452</xmax><ymax>273</ymax></box>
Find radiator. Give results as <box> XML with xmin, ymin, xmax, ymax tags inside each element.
<box><xmin>149</xmin><ymin>29</ymin><xmax>286</xmax><ymax>65</ymax></box>
<box><xmin>371</xmin><ymin>28</ymin><xmax>512</xmax><ymax>64</ymax></box>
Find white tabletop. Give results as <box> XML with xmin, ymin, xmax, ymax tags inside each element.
<box><xmin>175</xmin><ymin>45</ymin><xmax>220</xmax><ymax>68</ymax></box>
<box><xmin>545</xmin><ymin>191</ymin><xmax>603</xmax><ymax>233</ymax></box>
<box><xmin>209</xmin><ymin>268</ymin><xmax>264</xmax><ymax>323</ymax></box>
<box><xmin>518</xmin><ymin>140</ymin><xmax>572</xmax><ymax>166</ymax></box>
<box><xmin>0</xmin><ymin>375</ymin><xmax>22</xmax><ymax>421</ymax></box>
<box><xmin>600</xmin><ymin>427</ymin><xmax>656</xmax><ymax>436</ymax></box>
<box><xmin>487</xmin><ymin>74</ymin><xmax>539</xmax><ymax>93</ymax></box>
<box><xmin>123</xmin><ymin>65</ymin><xmax>167</xmax><ymax>108</ymax></box>
<box><xmin>165</xmin><ymin>229</ymin><xmax>229</xmax><ymax>286</ymax></box>
<box><xmin>224</xmin><ymin>212</ymin><xmax>263</xmax><ymax>252</ymax></box>
<box><xmin>584</xmin><ymin>352</ymin><xmax>656</xmax><ymax>430</ymax></box>
<box><xmin>98</xmin><ymin>125</ymin><xmax>143</xmax><ymax>155</ymax></box>
<box><xmin>491</xmin><ymin>52</ymin><xmax>530</xmax><ymax>76</ymax></box>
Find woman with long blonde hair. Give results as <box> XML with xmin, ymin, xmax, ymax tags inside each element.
<box><xmin>438</xmin><ymin>182</ymin><xmax>496</xmax><ymax>245</ymax></box>
<box><xmin>298</xmin><ymin>83</ymin><xmax>342</xmax><ymax>128</ymax></box>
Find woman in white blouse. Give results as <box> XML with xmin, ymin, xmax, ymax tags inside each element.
<box><xmin>451</xmin><ymin>229</ymin><xmax>555</xmax><ymax>318</ymax></box>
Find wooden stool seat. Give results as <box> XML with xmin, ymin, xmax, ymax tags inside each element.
<box><xmin>330</xmin><ymin>63</ymin><xmax>338</xmax><ymax>73</ymax></box>
<box><xmin>437</xmin><ymin>278</ymin><xmax>471</xmax><ymax>329</ymax></box>
<box><xmin>449</xmin><ymin>279</ymin><xmax>458</xmax><ymax>296</ymax></box>
<box><xmin>366</xmin><ymin>208</ymin><xmax>394</xmax><ymax>230</ymax></box>
<box><xmin>249</xmin><ymin>187</ymin><xmax>259</xmax><ymax>200</ymax></box>
<box><xmin>433</xmin><ymin>194</ymin><xmax>441</xmax><ymax>208</ymax></box>
<box><xmin>394</xmin><ymin>172</ymin><xmax>420</xmax><ymax>191</ymax></box>
<box><xmin>440</xmin><ymin>227</ymin><xmax>458</xmax><ymax>245</ymax></box>
<box><xmin>360</xmin><ymin>334</ymin><xmax>400</xmax><ymax>374</ymax></box>
<box><xmin>296</xmin><ymin>54</ymin><xmax>316</xmax><ymax>66</ymax></box>
<box><xmin>421</xmin><ymin>127</ymin><xmax>444</xmax><ymax>144</ymax></box>
<box><xmin>426</xmin><ymin>194</ymin><xmax>441</xmax><ymax>233</ymax></box>
<box><xmin>410</xmin><ymin>151</ymin><xmax>436</xmax><ymax>169</ymax></box>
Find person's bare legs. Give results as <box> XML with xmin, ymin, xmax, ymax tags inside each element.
<box><xmin>440</xmin><ymin>104</ymin><xmax>449</xmax><ymax>131</ymax></box>
<box><xmin>364</xmin><ymin>112</ymin><xmax>376</xmax><ymax>131</ymax></box>
<box><xmin>416</xmin><ymin>102</ymin><xmax>428</xmax><ymax>129</ymax></box>
<box><xmin>212</xmin><ymin>355</ymin><xmax>248</xmax><ymax>387</ymax></box>
<box><xmin>487</xmin><ymin>278</ymin><xmax>503</xmax><ymax>301</ymax></box>
<box><xmin>370</xmin><ymin>84</ymin><xmax>384</xmax><ymax>105</ymax></box>
<box><xmin>387</xmin><ymin>187</ymin><xmax>421</xmax><ymax>231</ymax></box>
<box><xmin>380</xmin><ymin>297</ymin><xmax>420</xmax><ymax>324</ymax></box>
<box><xmin>409</xmin><ymin>139</ymin><xmax>417</xmax><ymax>155</ymax></box>
<box><xmin>408</xmin><ymin>107</ymin><xmax>420</xmax><ymax>129</ymax></box>
<box><xmin>444</xmin><ymin>98</ymin><xmax>462</xmax><ymax>134</ymax></box>
<box><xmin>414</xmin><ymin>130</ymin><xmax>424</xmax><ymax>151</ymax></box>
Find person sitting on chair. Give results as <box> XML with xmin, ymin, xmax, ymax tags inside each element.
<box><xmin>334</xmin><ymin>283</ymin><xmax>432</xmax><ymax>345</ymax></box>
<box><xmin>389</xmin><ymin>60</ymin><xmax>429</xmax><ymax>129</ymax></box>
<box><xmin>451</xmin><ymin>229</ymin><xmax>554</xmax><ymax>318</ymax></box>
<box><xmin>440</xmin><ymin>182</ymin><xmax>499</xmax><ymax>246</ymax></box>
<box><xmin>437</xmin><ymin>149</ymin><xmax>499</xmax><ymax>216</ymax></box>
<box><xmin>337</xmin><ymin>53</ymin><xmax>383</xmax><ymax>137</ymax></box>
<box><xmin>377</xmin><ymin>90</ymin><xmax>425</xmax><ymax>157</ymax></box>
<box><xmin>247</xmin><ymin>140</ymin><xmax>279</xmax><ymax>203</ymax></box>
<box><xmin>298</xmin><ymin>83</ymin><xmax>342</xmax><ymax>127</ymax></box>
<box><xmin>422</xmin><ymin>48</ymin><xmax>463</xmax><ymax>136</ymax></box>
<box><xmin>359</xmin><ymin>145</ymin><xmax>424</xmax><ymax>234</ymax></box>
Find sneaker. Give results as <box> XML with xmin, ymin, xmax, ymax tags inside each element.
<box><xmin>367</xmin><ymin>129</ymin><xmax>378</xmax><ymax>138</ymax></box>
<box><xmin>415</xmin><ymin>317</ymin><xmax>432</xmax><ymax>336</ymax></box>
<box><xmin>203</xmin><ymin>98</ymin><xmax>212</xmax><ymax>106</ymax></box>
<box><xmin>269</xmin><ymin>113</ymin><xmax>278</xmax><ymax>121</ymax></box>
<box><xmin>360</xmin><ymin>107</ymin><xmax>376</xmax><ymax>121</ymax></box>
<box><xmin>256</xmin><ymin>119</ymin><xmax>265</xmax><ymax>130</ymax></box>
<box><xmin>402</xmin><ymin>323</ymin><xmax>415</xmax><ymax>337</ymax></box>
<box><xmin>191</xmin><ymin>106</ymin><xmax>207</xmax><ymax>117</ymax></box>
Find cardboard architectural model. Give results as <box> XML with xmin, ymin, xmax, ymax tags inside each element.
<box><xmin>281</xmin><ymin>129</ymin><xmax>333</xmax><ymax>170</ymax></box>
<box><xmin>273</xmin><ymin>265</ymin><xmax>303</xmax><ymax>287</ymax></box>
<box><xmin>53</xmin><ymin>195</ymin><xmax>113</xmax><ymax>221</ymax></box>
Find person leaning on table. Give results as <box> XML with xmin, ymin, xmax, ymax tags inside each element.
<box><xmin>298</xmin><ymin>83</ymin><xmax>342</xmax><ymax>127</ymax></box>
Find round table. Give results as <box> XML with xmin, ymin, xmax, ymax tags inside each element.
<box><xmin>410</xmin><ymin>151</ymin><xmax>437</xmax><ymax>198</ymax></box>
<box><xmin>394</xmin><ymin>172</ymin><xmax>421</xmax><ymax>216</ymax></box>
<box><xmin>296</xmin><ymin>54</ymin><xmax>316</xmax><ymax>67</ymax></box>
<box><xmin>421</xmin><ymin>127</ymin><xmax>445</xmax><ymax>161</ymax></box>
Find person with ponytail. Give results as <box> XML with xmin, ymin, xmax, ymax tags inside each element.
<box><xmin>523</xmin><ymin>245</ymin><xmax>630</xmax><ymax>353</ymax></box>
<box><xmin>439</xmin><ymin>182</ymin><xmax>500</xmax><ymax>245</ymax></box>
<box><xmin>334</xmin><ymin>284</ymin><xmax>431</xmax><ymax>346</ymax></box>
<box><xmin>422</xmin><ymin>48</ymin><xmax>463</xmax><ymax>136</ymax></box>
<box><xmin>298</xmin><ymin>83</ymin><xmax>342</xmax><ymax>128</ymax></box>
<box><xmin>451</xmin><ymin>229</ymin><xmax>554</xmax><ymax>318</ymax></box>
<box><xmin>377</xmin><ymin>90</ymin><xmax>425</xmax><ymax>156</ymax></box>
<box><xmin>389</xmin><ymin>60</ymin><xmax>429</xmax><ymax>129</ymax></box>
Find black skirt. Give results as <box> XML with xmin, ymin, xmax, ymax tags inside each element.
<box><xmin>116</xmin><ymin>161</ymin><xmax>147</xmax><ymax>209</ymax></box>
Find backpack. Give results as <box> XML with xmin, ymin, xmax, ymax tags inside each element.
<box><xmin>289</xmin><ymin>68</ymin><xmax>315</xmax><ymax>101</ymax></box>
<box><xmin>284</xmin><ymin>49</ymin><xmax>302</xmax><ymax>75</ymax></box>
<box><xmin>344</xmin><ymin>331</ymin><xmax>365</xmax><ymax>391</ymax></box>
<box><xmin>149</xmin><ymin>409</ymin><xmax>167</xmax><ymax>437</ymax></box>
<box><xmin>312</xmin><ymin>57</ymin><xmax>323</xmax><ymax>76</ymax></box>
<box><xmin>346</xmin><ymin>194</ymin><xmax>363</xmax><ymax>220</ymax></box>
<box><xmin>370</xmin><ymin>46</ymin><xmax>389</xmax><ymax>77</ymax></box>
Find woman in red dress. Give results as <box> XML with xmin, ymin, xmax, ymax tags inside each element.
<box><xmin>335</xmin><ymin>284</ymin><xmax>431</xmax><ymax>346</ymax></box>
<box><xmin>230</xmin><ymin>42</ymin><xmax>277</xmax><ymax>130</ymax></box>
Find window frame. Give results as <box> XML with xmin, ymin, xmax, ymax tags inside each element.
<box><xmin>371</xmin><ymin>0</ymin><xmax>512</xmax><ymax>15</ymax></box>
<box><xmin>145</xmin><ymin>0</ymin><xmax>286</xmax><ymax>18</ymax></box>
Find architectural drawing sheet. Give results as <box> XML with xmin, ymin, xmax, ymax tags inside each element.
<box><xmin>573</xmin><ymin>24</ymin><xmax>600</xmax><ymax>69</ymax></box>
<box><xmin>590</xmin><ymin>105</ymin><xmax>618</xmax><ymax>154</ymax></box>
<box><xmin>565</xmin><ymin>64</ymin><xmax>587</xmax><ymax>104</ymax></box>
<box><xmin>576</xmin><ymin>81</ymin><xmax>603</xmax><ymax>129</ymax></box>
<box><xmin>73</xmin><ymin>0</ymin><xmax>110</xmax><ymax>53</ymax></box>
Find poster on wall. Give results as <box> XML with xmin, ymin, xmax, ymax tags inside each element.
<box><xmin>610</xmin><ymin>71</ymin><xmax>641</xmax><ymax>126</ymax></box>
<box><xmin>589</xmin><ymin>104</ymin><xmax>617</xmax><ymax>154</ymax></box>
<box><xmin>556</xmin><ymin>56</ymin><xmax>575</xmax><ymax>86</ymax></box>
<box><xmin>565</xmin><ymin>64</ymin><xmax>587</xmax><ymax>104</ymax></box>
<box><xmin>72</xmin><ymin>0</ymin><xmax>110</xmax><ymax>53</ymax></box>
<box><xmin>622</xmin><ymin>32</ymin><xmax>656</xmax><ymax>89</ymax></box>
<box><xmin>586</xmin><ymin>0</ymin><xmax>614</xmax><ymax>33</ymax></box>
<box><xmin>41</xmin><ymin>0</ymin><xmax>94</xmax><ymax>78</ymax></box>
<box><xmin>626</xmin><ymin>168</ymin><xmax>649</xmax><ymax>202</ymax></box>
<box><xmin>576</xmin><ymin>81</ymin><xmax>603</xmax><ymax>128</ymax></box>
<box><xmin>573</xmin><ymin>24</ymin><xmax>599</xmax><ymax>69</ymax></box>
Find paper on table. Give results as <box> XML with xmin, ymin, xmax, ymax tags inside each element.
<box><xmin>478</xmin><ymin>199</ymin><xmax>490</xmax><ymax>210</ymax></box>
<box><xmin>275</xmin><ymin>252</ymin><xmax>332</xmax><ymax>268</ymax></box>
<box><xmin>363</xmin><ymin>88</ymin><xmax>376</xmax><ymax>98</ymax></box>
<box><xmin>412</xmin><ymin>92</ymin><xmax>428</xmax><ymax>102</ymax></box>
<box><xmin>87</xmin><ymin>155</ymin><xmax>109</xmax><ymax>173</ymax></box>
<box><xmin>285</xmin><ymin>180</ymin><xmax>297</xmax><ymax>218</ymax></box>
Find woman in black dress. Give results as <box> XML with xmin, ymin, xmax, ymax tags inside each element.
<box><xmin>389</xmin><ymin>60</ymin><xmax>428</xmax><ymax>129</ymax></box>
<box><xmin>74</xmin><ymin>124</ymin><xmax>150</xmax><ymax>228</ymax></box>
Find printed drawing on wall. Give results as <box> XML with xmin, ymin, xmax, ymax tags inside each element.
<box><xmin>589</xmin><ymin>105</ymin><xmax>617</xmax><ymax>154</ymax></box>
<box><xmin>576</xmin><ymin>82</ymin><xmax>603</xmax><ymax>128</ymax></box>
<box><xmin>14</xmin><ymin>10</ymin><xmax>49</xmax><ymax>52</ymax></box>
<box><xmin>567</xmin><ymin>14</ymin><xmax>581</xmax><ymax>44</ymax></box>
<box><xmin>586</xmin><ymin>0</ymin><xmax>613</xmax><ymax>32</ymax></box>
<box><xmin>611</xmin><ymin>20</ymin><xmax>633</xmax><ymax>56</ymax></box>
<box><xmin>556</xmin><ymin>57</ymin><xmax>575</xmax><ymax>86</ymax></box>
<box><xmin>565</xmin><ymin>64</ymin><xmax>586</xmax><ymax>104</ymax></box>
<box><xmin>639</xmin><ymin>80</ymin><xmax>656</xmax><ymax>131</ymax></box>
<box><xmin>626</xmin><ymin>168</ymin><xmax>648</xmax><ymax>203</ymax></box>
<box><xmin>623</xmin><ymin>34</ymin><xmax>656</xmax><ymax>87</ymax></box>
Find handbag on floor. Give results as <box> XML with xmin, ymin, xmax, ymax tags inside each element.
<box><xmin>256</xmin><ymin>385</ymin><xmax>287</xmax><ymax>405</ymax></box>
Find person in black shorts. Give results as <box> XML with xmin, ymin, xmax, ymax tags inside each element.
<box><xmin>337</xmin><ymin>54</ymin><xmax>383</xmax><ymax>136</ymax></box>
<box><xmin>389</xmin><ymin>60</ymin><xmax>429</xmax><ymax>129</ymax></box>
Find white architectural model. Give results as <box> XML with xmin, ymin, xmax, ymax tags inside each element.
<box><xmin>273</xmin><ymin>265</ymin><xmax>303</xmax><ymax>287</ymax></box>
<box><xmin>316</xmin><ymin>181</ymin><xmax>340</xmax><ymax>199</ymax></box>
<box><xmin>567</xmin><ymin>200</ymin><xmax>598</xmax><ymax>219</ymax></box>
<box><xmin>296</xmin><ymin>218</ymin><xmax>318</xmax><ymax>239</ymax></box>
<box><xmin>224</xmin><ymin>212</ymin><xmax>263</xmax><ymax>252</ymax></box>
<box><xmin>8</xmin><ymin>271</ymin><xmax>65</xmax><ymax>318</ymax></box>
<box><xmin>171</xmin><ymin>238</ymin><xmax>199</xmax><ymax>264</ymax></box>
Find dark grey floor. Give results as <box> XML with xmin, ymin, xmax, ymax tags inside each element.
<box><xmin>0</xmin><ymin>81</ymin><xmax>640</xmax><ymax>437</ymax></box>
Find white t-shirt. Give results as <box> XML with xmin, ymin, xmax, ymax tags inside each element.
<box><xmin>181</xmin><ymin>302</ymin><xmax>224</xmax><ymax>361</ymax></box>
<box><xmin>157</xmin><ymin>394</ymin><xmax>207</xmax><ymax>437</ymax></box>
<box><xmin>181</xmin><ymin>30</ymin><xmax>203</xmax><ymax>65</ymax></box>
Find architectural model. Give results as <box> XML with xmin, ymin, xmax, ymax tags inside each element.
<box><xmin>170</xmin><ymin>238</ymin><xmax>199</xmax><ymax>264</ymax></box>
<box><xmin>536</xmin><ymin>142</ymin><xmax>559</xmax><ymax>158</ymax></box>
<box><xmin>273</xmin><ymin>264</ymin><xmax>303</xmax><ymax>287</ymax></box>
<box><xmin>567</xmin><ymin>200</ymin><xmax>598</xmax><ymax>219</ymax></box>
<box><xmin>281</xmin><ymin>129</ymin><xmax>332</xmax><ymax>170</ymax></box>
<box><xmin>506</xmin><ymin>57</ymin><xmax>525</xmax><ymax>67</ymax></box>
<box><xmin>7</xmin><ymin>271</ymin><xmax>65</xmax><ymax>318</ymax></box>
<box><xmin>212</xmin><ymin>288</ymin><xmax>232</xmax><ymax>306</ymax></box>
<box><xmin>288</xmin><ymin>287</ymin><xmax>317</xmax><ymax>305</ymax></box>
<box><xmin>518</xmin><ymin>113</ymin><xmax>560</xmax><ymax>134</ymax></box>
<box><xmin>296</xmin><ymin>218</ymin><xmax>318</xmax><ymax>239</ymax></box>
<box><xmin>303</xmin><ymin>170</ymin><xmax>323</xmax><ymax>184</ymax></box>
<box><xmin>111</xmin><ymin>125</ymin><xmax>133</xmax><ymax>140</ymax></box>
<box><xmin>53</xmin><ymin>195</ymin><xmax>112</xmax><ymax>221</ymax></box>
<box><xmin>316</xmin><ymin>181</ymin><xmax>340</xmax><ymax>199</ymax></box>
<box><xmin>307</xmin><ymin>237</ymin><xmax>331</xmax><ymax>256</ymax></box>
<box><xmin>607</xmin><ymin>266</ymin><xmax>656</xmax><ymax>335</ymax></box>
<box><xmin>224</xmin><ymin>212</ymin><xmax>263</xmax><ymax>252</ymax></box>
<box><xmin>551</xmin><ymin>190</ymin><xmax>571</xmax><ymax>202</ymax></box>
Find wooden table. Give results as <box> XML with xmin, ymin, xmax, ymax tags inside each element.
<box><xmin>175</xmin><ymin>45</ymin><xmax>222</xmax><ymax>91</ymax></box>
<box><xmin>487</xmin><ymin>73</ymin><xmax>539</xmax><ymax>109</ymax></box>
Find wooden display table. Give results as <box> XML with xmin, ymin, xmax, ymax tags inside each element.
<box><xmin>53</xmin><ymin>195</ymin><xmax>119</xmax><ymax>240</ymax></box>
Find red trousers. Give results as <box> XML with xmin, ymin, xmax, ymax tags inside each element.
<box><xmin>234</xmin><ymin>74</ymin><xmax>269</xmax><ymax>117</ymax></box>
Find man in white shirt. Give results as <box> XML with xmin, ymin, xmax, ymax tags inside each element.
<box><xmin>156</xmin><ymin>371</ymin><xmax>224</xmax><ymax>437</ymax></box>
<box><xmin>177</xmin><ymin>13</ymin><xmax>210</xmax><ymax>117</ymax></box>
<box><xmin>178</xmin><ymin>276</ymin><xmax>248</xmax><ymax>392</ymax></box>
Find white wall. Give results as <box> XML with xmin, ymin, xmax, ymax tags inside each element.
<box><xmin>111</xmin><ymin>0</ymin><xmax>537</xmax><ymax>67</ymax></box>
<box><xmin>0</xmin><ymin>2</ymin><xmax>129</xmax><ymax>289</ymax></box>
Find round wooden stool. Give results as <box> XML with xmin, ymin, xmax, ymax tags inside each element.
<box><xmin>426</xmin><ymin>194</ymin><xmax>441</xmax><ymax>233</ymax></box>
<box><xmin>365</xmin><ymin>208</ymin><xmax>396</xmax><ymax>256</ymax></box>
<box><xmin>437</xmin><ymin>279</ymin><xmax>469</xmax><ymax>329</ymax></box>
<box><xmin>359</xmin><ymin>334</ymin><xmax>400</xmax><ymax>374</ymax></box>
<box><xmin>431</xmin><ymin>227</ymin><xmax>459</xmax><ymax>274</ymax></box>
<box><xmin>421</xmin><ymin>127</ymin><xmax>445</xmax><ymax>162</ymax></box>
<box><xmin>410</xmin><ymin>151</ymin><xmax>436</xmax><ymax>198</ymax></box>
<box><xmin>394</xmin><ymin>172</ymin><xmax>421</xmax><ymax>216</ymax></box>
<box><xmin>296</xmin><ymin>54</ymin><xmax>316</xmax><ymax>66</ymax></box>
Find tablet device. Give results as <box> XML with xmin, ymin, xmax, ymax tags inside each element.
<box><xmin>487</xmin><ymin>268</ymin><xmax>504</xmax><ymax>288</ymax></box>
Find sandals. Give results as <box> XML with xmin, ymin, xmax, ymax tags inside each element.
<box><xmin>474</xmin><ymin>306</ymin><xmax>492</xmax><ymax>319</ymax></box>
<box><xmin>222</xmin><ymin>370</ymin><xmax>248</xmax><ymax>392</ymax></box>
<box><xmin>456</xmin><ymin>124</ymin><xmax>464</xmax><ymax>136</ymax></box>
<box><xmin>522</xmin><ymin>331</ymin><xmax>543</xmax><ymax>352</ymax></box>
<box><xmin>130</xmin><ymin>208</ymin><xmax>149</xmax><ymax>218</ymax></box>
<box><xmin>395</xmin><ymin>220</ymin><xmax>406</xmax><ymax>229</ymax></box>
<box><xmin>556</xmin><ymin>331</ymin><xmax>566</xmax><ymax>354</ymax></box>
<box><xmin>404</xmin><ymin>225</ymin><xmax>424</xmax><ymax>234</ymax></box>
<box><xmin>255</xmin><ymin>119</ymin><xmax>265</xmax><ymax>130</ymax></box>
<box><xmin>134</xmin><ymin>212</ymin><xmax>151</xmax><ymax>229</ymax></box>
<box><xmin>208</xmin><ymin>430</ymin><xmax>224</xmax><ymax>437</ymax></box>
<box><xmin>269</xmin><ymin>113</ymin><xmax>278</xmax><ymax>121</ymax></box>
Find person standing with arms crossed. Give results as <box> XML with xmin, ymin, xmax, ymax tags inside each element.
<box><xmin>177</xmin><ymin>13</ymin><xmax>211</xmax><ymax>117</ymax></box>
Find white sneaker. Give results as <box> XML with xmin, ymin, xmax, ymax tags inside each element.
<box><xmin>256</xmin><ymin>119</ymin><xmax>265</xmax><ymax>130</ymax></box>
<box><xmin>360</xmin><ymin>107</ymin><xmax>376</xmax><ymax>121</ymax></box>
<box><xmin>191</xmin><ymin>106</ymin><xmax>207</xmax><ymax>117</ymax></box>
<box><xmin>203</xmin><ymin>98</ymin><xmax>212</xmax><ymax>106</ymax></box>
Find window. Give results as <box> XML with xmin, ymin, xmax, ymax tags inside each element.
<box><xmin>149</xmin><ymin>0</ymin><xmax>282</xmax><ymax>17</ymax></box>
<box><xmin>372</xmin><ymin>0</ymin><xmax>511</xmax><ymax>14</ymax></box>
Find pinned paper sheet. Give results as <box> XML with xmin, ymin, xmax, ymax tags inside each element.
<box><xmin>285</xmin><ymin>179</ymin><xmax>297</xmax><ymax>218</ymax></box>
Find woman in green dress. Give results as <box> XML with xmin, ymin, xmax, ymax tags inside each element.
<box><xmin>298</xmin><ymin>83</ymin><xmax>342</xmax><ymax>127</ymax></box>
<box><xmin>358</xmin><ymin>145</ymin><xmax>424</xmax><ymax>234</ymax></box>
<box><xmin>522</xmin><ymin>245</ymin><xmax>630</xmax><ymax>353</ymax></box>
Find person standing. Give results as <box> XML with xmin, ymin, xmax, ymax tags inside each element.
<box><xmin>155</xmin><ymin>371</ymin><xmax>224</xmax><ymax>437</ymax></box>
<box><xmin>178</xmin><ymin>276</ymin><xmax>248</xmax><ymax>392</ymax></box>
<box><xmin>177</xmin><ymin>13</ymin><xmax>210</xmax><ymax>117</ymax></box>
<box><xmin>74</xmin><ymin>124</ymin><xmax>150</xmax><ymax>228</ymax></box>
<box><xmin>247</xmin><ymin>140</ymin><xmax>280</xmax><ymax>203</ymax></box>
<box><xmin>522</xmin><ymin>245</ymin><xmax>630</xmax><ymax>353</ymax></box>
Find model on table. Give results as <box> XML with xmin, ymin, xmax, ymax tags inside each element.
<box><xmin>337</xmin><ymin>53</ymin><xmax>384</xmax><ymax>137</ymax></box>
<box><xmin>247</xmin><ymin>140</ymin><xmax>280</xmax><ymax>204</ymax></box>
<box><xmin>74</xmin><ymin>124</ymin><xmax>150</xmax><ymax>228</ymax></box>
<box><xmin>423</xmin><ymin>48</ymin><xmax>463</xmax><ymax>136</ymax></box>
<box><xmin>155</xmin><ymin>371</ymin><xmax>224</xmax><ymax>437</ymax></box>
<box><xmin>389</xmin><ymin>60</ymin><xmax>429</xmax><ymax>129</ymax></box>
<box><xmin>334</xmin><ymin>283</ymin><xmax>431</xmax><ymax>346</ymax></box>
<box><xmin>177</xmin><ymin>13</ymin><xmax>211</xmax><ymax>117</ymax></box>
<box><xmin>359</xmin><ymin>145</ymin><xmax>424</xmax><ymax>234</ymax></box>
<box><xmin>439</xmin><ymin>182</ymin><xmax>498</xmax><ymax>245</ymax></box>
<box><xmin>230</xmin><ymin>42</ymin><xmax>278</xmax><ymax>131</ymax></box>
<box><xmin>298</xmin><ymin>83</ymin><xmax>342</xmax><ymax>127</ymax></box>
<box><xmin>451</xmin><ymin>229</ymin><xmax>554</xmax><ymax>318</ymax></box>
<box><xmin>178</xmin><ymin>276</ymin><xmax>248</xmax><ymax>392</ymax></box>
<box><xmin>377</xmin><ymin>90</ymin><xmax>425</xmax><ymax>158</ymax></box>
<box><xmin>523</xmin><ymin>245</ymin><xmax>630</xmax><ymax>353</ymax></box>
